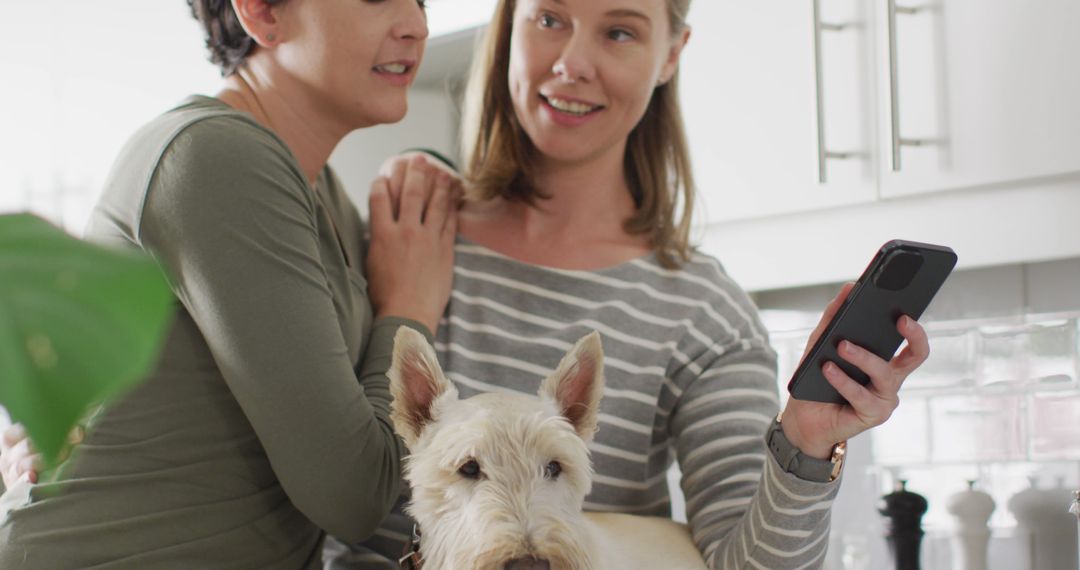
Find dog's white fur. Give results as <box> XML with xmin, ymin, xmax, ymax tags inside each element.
<box><xmin>389</xmin><ymin>328</ymin><xmax>706</xmax><ymax>570</ymax></box>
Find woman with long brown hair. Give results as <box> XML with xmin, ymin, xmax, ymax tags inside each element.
<box><xmin>328</xmin><ymin>0</ymin><xmax>930</xmax><ymax>568</ymax></box>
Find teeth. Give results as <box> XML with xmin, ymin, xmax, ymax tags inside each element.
<box><xmin>375</xmin><ymin>63</ymin><xmax>408</xmax><ymax>74</ymax></box>
<box><xmin>547</xmin><ymin>97</ymin><xmax>598</xmax><ymax>116</ymax></box>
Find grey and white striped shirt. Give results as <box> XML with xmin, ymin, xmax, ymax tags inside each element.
<box><xmin>326</xmin><ymin>238</ymin><xmax>839</xmax><ymax>569</ymax></box>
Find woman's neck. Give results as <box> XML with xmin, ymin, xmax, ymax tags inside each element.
<box><xmin>461</xmin><ymin>142</ymin><xmax>651</xmax><ymax>269</ymax></box>
<box><xmin>216</xmin><ymin>64</ymin><xmax>346</xmax><ymax>187</ymax></box>
<box><xmin>518</xmin><ymin>144</ymin><xmax>638</xmax><ymax>241</ymax></box>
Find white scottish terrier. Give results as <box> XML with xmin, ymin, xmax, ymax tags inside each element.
<box><xmin>388</xmin><ymin>328</ymin><xmax>706</xmax><ymax>570</ymax></box>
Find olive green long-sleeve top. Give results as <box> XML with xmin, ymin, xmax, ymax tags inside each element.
<box><xmin>0</xmin><ymin>95</ymin><xmax>421</xmax><ymax>569</ymax></box>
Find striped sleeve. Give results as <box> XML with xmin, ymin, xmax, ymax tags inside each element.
<box><xmin>670</xmin><ymin>270</ymin><xmax>839</xmax><ymax>568</ymax></box>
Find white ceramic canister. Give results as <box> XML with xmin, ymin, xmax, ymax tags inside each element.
<box><xmin>946</xmin><ymin>480</ymin><xmax>995</xmax><ymax>570</ymax></box>
<box><xmin>1007</xmin><ymin>478</ymin><xmax>1079</xmax><ymax>570</ymax></box>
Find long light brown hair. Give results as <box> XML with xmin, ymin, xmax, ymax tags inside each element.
<box><xmin>461</xmin><ymin>0</ymin><xmax>696</xmax><ymax>269</ymax></box>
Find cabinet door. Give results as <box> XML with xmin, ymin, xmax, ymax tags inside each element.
<box><xmin>878</xmin><ymin>0</ymin><xmax>1080</xmax><ymax>198</ymax></box>
<box><xmin>681</xmin><ymin>0</ymin><xmax>878</xmax><ymax>224</ymax></box>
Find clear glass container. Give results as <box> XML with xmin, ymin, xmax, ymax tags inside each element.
<box><xmin>977</xmin><ymin>319</ymin><xmax>1078</xmax><ymax>388</ymax></box>
<box><xmin>977</xmin><ymin>324</ymin><xmax>1032</xmax><ymax>388</ymax></box>
<box><xmin>1026</xmin><ymin>318</ymin><xmax>1078</xmax><ymax>386</ymax></box>
<box><xmin>930</xmin><ymin>395</ymin><xmax>1025</xmax><ymax>463</ymax></box>
<box><xmin>1029</xmin><ymin>391</ymin><xmax>1080</xmax><ymax>460</ymax></box>
<box><xmin>905</xmin><ymin>328</ymin><xmax>976</xmax><ymax>391</ymax></box>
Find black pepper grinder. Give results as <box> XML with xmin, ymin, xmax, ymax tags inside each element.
<box><xmin>878</xmin><ymin>480</ymin><xmax>929</xmax><ymax>570</ymax></box>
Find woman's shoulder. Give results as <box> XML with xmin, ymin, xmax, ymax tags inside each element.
<box><xmin>138</xmin><ymin>96</ymin><xmax>307</xmax><ymax>189</ymax></box>
<box><xmin>102</xmin><ymin>95</ymin><xmax>301</xmax><ymax>189</ymax></box>
<box><xmin>151</xmin><ymin>96</ymin><xmax>296</xmax><ymax>166</ymax></box>
<box><xmin>632</xmin><ymin>249</ymin><xmax>769</xmax><ymax>339</ymax></box>
<box><xmin>631</xmin><ymin>248</ymin><xmax>749</xmax><ymax>302</ymax></box>
<box><xmin>89</xmin><ymin>96</ymin><xmax>309</xmax><ymax>246</ymax></box>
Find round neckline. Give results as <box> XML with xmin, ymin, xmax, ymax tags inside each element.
<box><xmin>454</xmin><ymin>234</ymin><xmax>657</xmax><ymax>276</ymax></box>
<box><xmin>181</xmin><ymin>95</ymin><xmax>329</xmax><ymax>192</ymax></box>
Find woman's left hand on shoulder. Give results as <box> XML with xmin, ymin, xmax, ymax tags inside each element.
<box><xmin>366</xmin><ymin>155</ymin><xmax>459</xmax><ymax>335</ymax></box>
<box><xmin>778</xmin><ymin>283</ymin><xmax>931</xmax><ymax>460</ymax></box>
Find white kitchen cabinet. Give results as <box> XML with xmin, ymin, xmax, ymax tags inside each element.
<box><xmin>699</xmin><ymin>174</ymin><xmax>1080</xmax><ymax>292</ymax></box>
<box><xmin>409</xmin><ymin>6</ymin><xmax>1080</xmax><ymax>292</ymax></box>
<box><xmin>681</xmin><ymin>0</ymin><xmax>1080</xmax><ymax>220</ymax></box>
<box><xmin>877</xmin><ymin>0</ymin><xmax>1080</xmax><ymax>198</ymax></box>
<box><xmin>680</xmin><ymin>0</ymin><xmax>878</xmax><ymax>223</ymax></box>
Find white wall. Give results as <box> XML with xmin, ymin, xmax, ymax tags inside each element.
<box><xmin>0</xmin><ymin>1</ymin><xmax>463</xmax><ymax>232</ymax></box>
<box><xmin>0</xmin><ymin>1</ymin><xmax>221</xmax><ymax>233</ymax></box>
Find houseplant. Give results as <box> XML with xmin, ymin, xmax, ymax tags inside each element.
<box><xmin>0</xmin><ymin>213</ymin><xmax>173</xmax><ymax>468</ymax></box>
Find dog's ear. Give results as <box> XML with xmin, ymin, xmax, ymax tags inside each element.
<box><xmin>540</xmin><ymin>331</ymin><xmax>605</xmax><ymax>442</ymax></box>
<box><xmin>389</xmin><ymin>326</ymin><xmax>456</xmax><ymax>449</ymax></box>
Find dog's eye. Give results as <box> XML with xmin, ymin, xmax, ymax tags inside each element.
<box><xmin>458</xmin><ymin>459</ymin><xmax>482</xmax><ymax>479</ymax></box>
<box><xmin>544</xmin><ymin>460</ymin><xmax>562</xmax><ymax>480</ymax></box>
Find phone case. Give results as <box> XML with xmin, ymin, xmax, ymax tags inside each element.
<box><xmin>786</xmin><ymin>239</ymin><xmax>958</xmax><ymax>405</ymax></box>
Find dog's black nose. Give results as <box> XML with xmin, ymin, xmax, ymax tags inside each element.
<box><xmin>503</xmin><ymin>558</ymin><xmax>550</xmax><ymax>570</ymax></box>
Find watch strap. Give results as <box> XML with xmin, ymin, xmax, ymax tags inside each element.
<box><xmin>765</xmin><ymin>417</ymin><xmax>839</xmax><ymax>483</ymax></box>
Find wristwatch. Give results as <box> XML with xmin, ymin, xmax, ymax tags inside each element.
<box><xmin>765</xmin><ymin>413</ymin><xmax>846</xmax><ymax>483</ymax></box>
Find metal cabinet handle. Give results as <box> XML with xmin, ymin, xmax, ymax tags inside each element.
<box><xmin>813</xmin><ymin>0</ymin><xmax>855</xmax><ymax>184</ymax></box>
<box><xmin>887</xmin><ymin>0</ymin><xmax>932</xmax><ymax>172</ymax></box>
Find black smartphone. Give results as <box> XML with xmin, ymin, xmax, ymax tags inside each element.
<box><xmin>786</xmin><ymin>239</ymin><xmax>958</xmax><ymax>405</ymax></box>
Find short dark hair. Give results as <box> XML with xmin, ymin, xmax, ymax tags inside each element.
<box><xmin>187</xmin><ymin>0</ymin><xmax>287</xmax><ymax>76</ymax></box>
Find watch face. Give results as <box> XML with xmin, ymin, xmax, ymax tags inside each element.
<box><xmin>829</xmin><ymin>443</ymin><xmax>847</xmax><ymax>481</ymax></box>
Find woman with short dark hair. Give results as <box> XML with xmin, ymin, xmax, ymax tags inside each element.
<box><xmin>0</xmin><ymin>1</ymin><xmax>453</xmax><ymax>567</ymax></box>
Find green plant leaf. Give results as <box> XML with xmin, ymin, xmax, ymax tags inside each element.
<box><xmin>0</xmin><ymin>213</ymin><xmax>174</xmax><ymax>467</ymax></box>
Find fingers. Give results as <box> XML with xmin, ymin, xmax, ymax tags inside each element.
<box><xmin>832</xmin><ymin>282</ymin><xmax>855</xmax><ymax>311</ymax></box>
<box><xmin>377</xmin><ymin>152</ymin><xmax>422</xmax><ymax>219</ymax></box>
<box><xmin>17</xmin><ymin>452</ymin><xmax>41</xmax><ymax>484</ymax></box>
<box><xmin>827</xmin><ymin>315</ymin><xmax>928</xmax><ymax>430</ymax></box>
<box><xmin>388</xmin><ymin>157</ymin><xmax>409</xmax><ymax>219</ymax></box>
<box><xmin>450</xmin><ymin>178</ymin><xmax>466</xmax><ymax>210</ymax></box>
<box><xmin>381</xmin><ymin>154</ymin><xmax>409</xmax><ymax>185</ymax></box>
<box><xmin>386</xmin><ymin>155</ymin><xmax>460</xmax><ymax>234</ymax></box>
<box><xmin>442</xmin><ymin>188</ymin><xmax>459</xmax><ymax>241</ymax></box>
<box><xmin>368</xmin><ymin>177</ymin><xmax>393</xmax><ymax>238</ymax></box>
<box><xmin>377</xmin><ymin>151</ymin><xmax>466</xmax><ymax>228</ymax></box>
<box><xmin>836</xmin><ymin>316</ymin><xmax>929</xmax><ymax>394</ymax></box>
<box><xmin>801</xmin><ymin>282</ymin><xmax>856</xmax><ymax>360</ymax></box>
<box><xmin>0</xmin><ymin>423</ymin><xmax>84</xmax><ymax>487</ymax></box>
<box><xmin>398</xmin><ymin>155</ymin><xmax>433</xmax><ymax>224</ymax></box>
<box><xmin>2</xmin><ymin>423</ymin><xmax>26</xmax><ymax>449</ymax></box>
<box><xmin>837</xmin><ymin>340</ymin><xmax>894</xmax><ymax>393</ymax></box>
<box><xmin>891</xmin><ymin>316</ymin><xmax>930</xmax><ymax>376</ymax></box>
<box><xmin>2</xmin><ymin>435</ymin><xmax>41</xmax><ymax>487</ymax></box>
<box><xmin>823</xmin><ymin>361</ymin><xmax>898</xmax><ymax>427</ymax></box>
<box><xmin>423</xmin><ymin>173</ymin><xmax>452</xmax><ymax>231</ymax></box>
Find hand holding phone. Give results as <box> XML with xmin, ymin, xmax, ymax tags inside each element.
<box><xmin>787</xmin><ymin>240</ymin><xmax>957</xmax><ymax>405</ymax></box>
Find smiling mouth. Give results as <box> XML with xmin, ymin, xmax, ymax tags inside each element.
<box><xmin>540</xmin><ymin>95</ymin><xmax>604</xmax><ymax>117</ymax></box>
<box><xmin>373</xmin><ymin>63</ymin><xmax>412</xmax><ymax>75</ymax></box>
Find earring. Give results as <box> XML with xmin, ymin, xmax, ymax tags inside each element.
<box><xmin>266</xmin><ymin>33</ymin><xmax>276</xmax><ymax>42</ymax></box>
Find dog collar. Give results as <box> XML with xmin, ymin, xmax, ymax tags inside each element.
<box><xmin>399</xmin><ymin>524</ymin><xmax>424</xmax><ymax>569</ymax></box>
